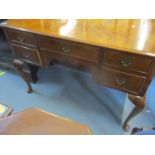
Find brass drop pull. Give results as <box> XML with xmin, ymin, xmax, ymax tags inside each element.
<box><xmin>120</xmin><ymin>60</ymin><xmax>132</xmax><ymax>67</ymax></box>
<box><xmin>23</xmin><ymin>52</ymin><xmax>30</xmax><ymax>58</ymax></box>
<box><xmin>115</xmin><ymin>78</ymin><xmax>126</xmax><ymax>86</ymax></box>
<box><xmin>17</xmin><ymin>36</ymin><xmax>25</xmax><ymax>43</ymax></box>
<box><xmin>61</xmin><ymin>47</ymin><xmax>71</xmax><ymax>53</ymax></box>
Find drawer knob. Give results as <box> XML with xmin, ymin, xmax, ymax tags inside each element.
<box><xmin>115</xmin><ymin>78</ymin><xmax>126</xmax><ymax>86</ymax></box>
<box><xmin>61</xmin><ymin>47</ymin><xmax>71</xmax><ymax>53</ymax></box>
<box><xmin>120</xmin><ymin>60</ymin><xmax>132</xmax><ymax>67</ymax></box>
<box><xmin>17</xmin><ymin>36</ymin><xmax>25</xmax><ymax>43</ymax></box>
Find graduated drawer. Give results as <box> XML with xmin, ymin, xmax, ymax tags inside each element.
<box><xmin>103</xmin><ymin>49</ymin><xmax>152</xmax><ymax>74</ymax></box>
<box><xmin>93</xmin><ymin>67</ymin><xmax>145</xmax><ymax>94</ymax></box>
<box><xmin>38</xmin><ymin>36</ymin><xmax>100</xmax><ymax>63</ymax></box>
<box><xmin>6</xmin><ymin>29</ymin><xmax>37</xmax><ymax>47</ymax></box>
<box><xmin>11</xmin><ymin>44</ymin><xmax>41</xmax><ymax>65</ymax></box>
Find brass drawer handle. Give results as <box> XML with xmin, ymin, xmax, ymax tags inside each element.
<box><xmin>115</xmin><ymin>78</ymin><xmax>126</xmax><ymax>86</ymax></box>
<box><xmin>17</xmin><ymin>36</ymin><xmax>25</xmax><ymax>43</ymax></box>
<box><xmin>120</xmin><ymin>60</ymin><xmax>132</xmax><ymax>67</ymax></box>
<box><xmin>23</xmin><ymin>52</ymin><xmax>30</xmax><ymax>58</ymax></box>
<box><xmin>61</xmin><ymin>47</ymin><xmax>71</xmax><ymax>53</ymax></box>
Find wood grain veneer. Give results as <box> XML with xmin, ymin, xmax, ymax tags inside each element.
<box><xmin>1</xmin><ymin>19</ymin><xmax>155</xmax><ymax>131</ymax></box>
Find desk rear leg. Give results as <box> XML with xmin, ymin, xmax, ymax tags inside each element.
<box><xmin>27</xmin><ymin>64</ymin><xmax>39</xmax><ymax>83</ymax></box>
<box><xmin>13</xmin><ymin>59</ymin><xmax>33</xmax><ymax>93</ymax></box>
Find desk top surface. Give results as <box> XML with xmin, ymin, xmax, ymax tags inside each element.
<box><xmin>2</xmin><ymin>19</ymin><xmax>155</xmax><ymax>57</ymax></box>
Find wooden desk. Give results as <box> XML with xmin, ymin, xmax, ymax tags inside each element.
<box><xmin>1</xmin><ymin>19</ymin><xmax>155</xmax><ymax>130</ymax></box>
<box><xmin>0</xmin><ymin>108</ymin><xmax>92</xmax><ymax>135</ymax></box>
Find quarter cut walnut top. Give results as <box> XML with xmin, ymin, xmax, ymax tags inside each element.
<box><xmin>1</xmin><ymin>19</ymin><xmax>155</xmax><ymax>57</ymax></box>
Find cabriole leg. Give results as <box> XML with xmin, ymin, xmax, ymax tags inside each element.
<box><xmin>13</xmin><ymin>59</ymin><xmax>33</xmax><ymax>93</ymax></box>
<box><xmin>123</xmin><ymin>94</ymin><xmax>146</xmax><ymax>131</ymax></box>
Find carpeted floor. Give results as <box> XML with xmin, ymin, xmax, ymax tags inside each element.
<box><xmin>0</xmin><ymin>64</ymin><xmax>155</xmax><ymax>134</ymax></box>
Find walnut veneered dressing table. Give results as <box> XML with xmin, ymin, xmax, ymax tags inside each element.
<box><xmin>1</xmin><ymin>19</ymin><xmax>155</xmax><ymax>131</ymax></box>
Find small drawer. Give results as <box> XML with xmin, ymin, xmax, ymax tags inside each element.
<box><xmin>103</xmin><ymin>49</ymin><xmax>152</xmax><ymax>74</ymax></box>
<box><xmin>93</xmin><ymin>67</ymin><xmax>145</xmax><ymax>94</ymax></box>
<box><xmin>38</xmin><ymin>36</ymin><xmax>100</xmax><ymax>63</ymax></box>
<box><xmin>11</xmin><ymin>44</ymin><xmax>41</xmax><ymax>65</ymax></box>
<box><xmin>7</xmin><ymin>29</ymin><xmax>37</xmax><ymax>47</ymax></box>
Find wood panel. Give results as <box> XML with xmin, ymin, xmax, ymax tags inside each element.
<box><xmin>40</xmin><ymin>49</ymin><xmax>98</xmax><ymax>69</ymax></box>
<box><xmin>2</xmin><ymin>19</ymin><xmax>155</xmax><ymax>58</ymax></box>
<box><xmin>92</xmin><ymin>67</ymin><xmax>146</xmax><ymax>95</ymax></box>
<box><xmin>0</xmin><ymin>108</ymin><xmax>92</xmax><ymax>135</ymax></box>
<box><xmin>7</xmin><ymin>29</ymin><xmax>37</xmax><ymax>47</ymax></box>
<box><xmin>37</xmin><ymin>36</ymin><xmax>100</xmax><ymax>63</ymax></box>
<box><xmin>11</xmin><ymin>44</ymin><xmax>41</xmax><ymax>66</ymax></box>
<box><xmin>103</xmin><ymin>49</ymin><xmax>153</xmax><ymax>74</ymax></box>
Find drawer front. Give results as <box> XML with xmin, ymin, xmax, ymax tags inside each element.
<box><xmin>93</xmin><ymin>67</ymin><xmax>145</xmax><ymax>94</ymax></box>
<box><xmin>38</xmin><ymin>36</ymin><xmax>100</xmax><ymax>63</ymax></box>
<box><xmin>40</xmin><ymin>49</ymin><xmax>96</xmax><ymax>68</ymax></box>
<box><xmin>103</xmin><ymin>49</ymin><xmax>152</xmax><ymax>74</ymax></box>
<box><xmin>7</xmin><ymin>30</ymin><xmax>37</xmax><ymax>47</ymax></box>
<box><xmin>11</xmin><ymin>44</ymin><xmax>41</xmax><ymax>65</ymax></box>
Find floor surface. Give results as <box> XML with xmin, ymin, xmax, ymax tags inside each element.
<box><xmin>0</xmin><ymin>64</ymin><xmax>155</xmax><ymax>134</ymax></box>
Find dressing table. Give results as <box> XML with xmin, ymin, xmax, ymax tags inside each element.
<box><xmin>1</xmin><ymin>19</ymin><xmax>155</xmax><ymax>131</ymax></box>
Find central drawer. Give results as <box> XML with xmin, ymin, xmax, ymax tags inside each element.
<box><xmin>37</xmin><ymin>36</ymin><xmax>100</xmax><ymax>63</ymax></box>
<box><xmin>93</xmin><ymin>67</ymin><xmax>146</xmax><ymax>94</ymax></box>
